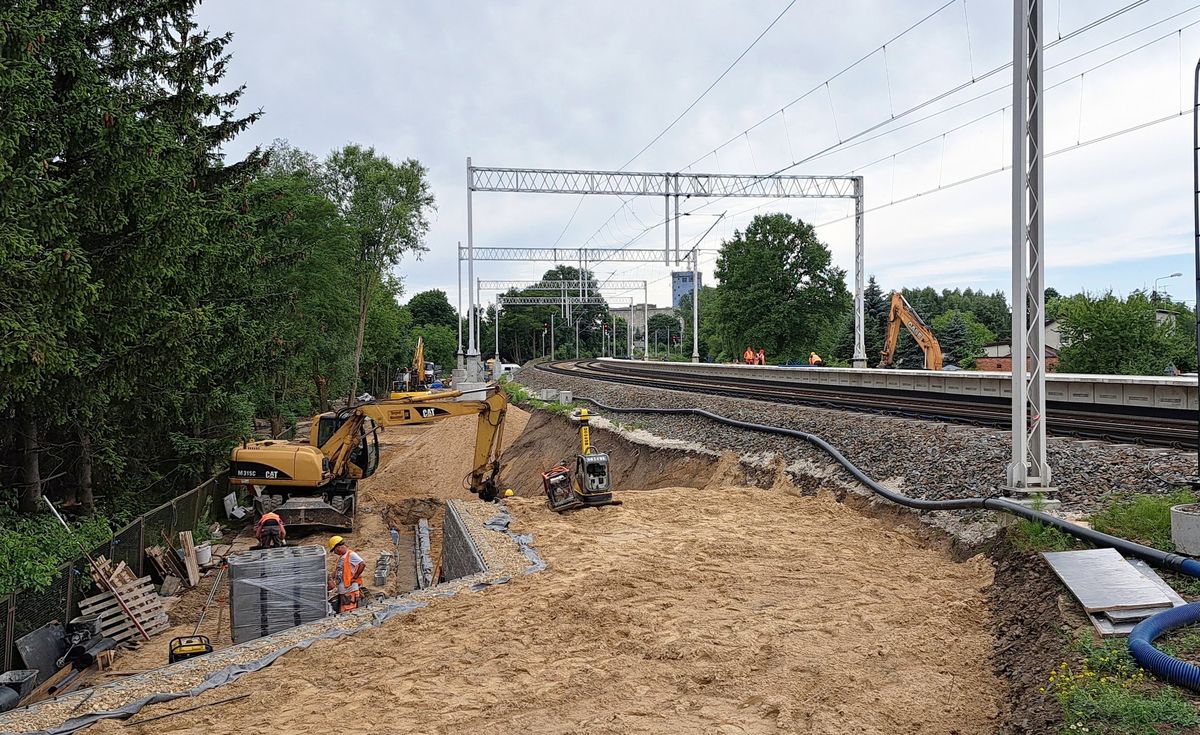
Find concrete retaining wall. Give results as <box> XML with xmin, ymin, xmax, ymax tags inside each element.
<box><xmin>441</xmin><ymin>501</ymin><xmax>487</xmax><ymax>581</ymax></box>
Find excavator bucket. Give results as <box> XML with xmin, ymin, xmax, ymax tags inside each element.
<box><xmin>259</xmin><ymin>495</ymin><xmax>354</xmax><ymax>532</ymax></box>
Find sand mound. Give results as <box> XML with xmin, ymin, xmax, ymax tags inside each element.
<box><xmin>91</xmin><ymin>481</ymin><xmax>1001</xmax><ymax>735</ymax></box>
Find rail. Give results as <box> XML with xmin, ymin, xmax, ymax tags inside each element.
<box><xmin>537</xmin><ymin>360</ymin><xmax>1196</xmax><ymax>447</ymax></box>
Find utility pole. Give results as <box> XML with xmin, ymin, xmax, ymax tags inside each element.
<box><xmin>575</xmin><ymin>320</ymin><xmax>580</xmax><ymax>359</ymax></box>
<box><xmin>1008</xmin><ymin>0</ymin><xmax>1053</xmax><ymax>499</ymax></box>
<box><xmin>493</xmin><ymin>300</ymin><xmax>501</xmax><ymax>381</ymax></box>
<box><xmin>456</xmin><ymin>243</ymin><xmax>463</xmax><ymax>370</ymax></box>
<box><xmin>551</xmin><ymin>313</ymin><xmax>556</xmax><ymax>360</ymax></box>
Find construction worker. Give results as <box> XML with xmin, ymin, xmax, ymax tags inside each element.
<box><xmin>743</xmin><ymin>346</ymin><xmax>755</xmax><ymax>365</ymax></box>
<box><xmin>756</xmin><ymin>348</ymin><xmax>766</xmax><ymax>365</ymax></box>
<box><xmin>255</xmin><ymin>511</ymin><xmax>286</xmax><ymax>549</ymax></box>
<box><xmin>809</xmin><ymin>351</ymin><xmax>824</xmax><ymax>366</ymax></box>
<box><xmin>327</xmin><ymin>536</ymin><xmax>366</xmax><ymax>613</ymax></box>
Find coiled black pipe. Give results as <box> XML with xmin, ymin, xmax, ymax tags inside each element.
<box><xmin>574</xmin><ymin>395</ymin><xmax>1200</xmax><ymax>690</ymax></box>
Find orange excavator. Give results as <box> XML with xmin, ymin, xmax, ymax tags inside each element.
<box><xmin>879</xmin><ymin>292</ymin><xmax>943</xmax><ymax>370</ymax></box>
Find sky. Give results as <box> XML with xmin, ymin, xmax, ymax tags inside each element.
<box><xmin>195</xmin><ymin>0</ymin><xmax>1200</xmax><ymax>313</ymax></box>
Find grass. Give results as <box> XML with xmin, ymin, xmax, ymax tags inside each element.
<box><xmin>498</xmin><ymin>378</ymin><xmax>578</xmax><ymax>416</ymax></box>
<box><xmin>1045</xmin><ymin>635</ymin><xmax>1199</xmax><ymax>734</ymax></box>
<box><xmin>1010</xmin><ymin>517</ymin><xmax>1081</xmax><ymax>552</ymax></box>
<box><xmin>1090</xmin><ymin>490</ymin><xmax>1195</xmax><ymax>551</ymax></box>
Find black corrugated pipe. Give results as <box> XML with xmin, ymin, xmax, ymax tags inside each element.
<box><xmin>573</xmin><ymin>396</ymin><xmax>1200</xmax><ymax>690</ymax></box>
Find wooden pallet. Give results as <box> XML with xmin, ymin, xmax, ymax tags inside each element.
<box><xmin>89</xmin><ymin>555</ymin><xmax>137</xmax><ymax>589</ymax></box>
<box><xmin>78</xmin><ymin>576</ymin><xmax>168</xmax><ymax>644</ymax></box>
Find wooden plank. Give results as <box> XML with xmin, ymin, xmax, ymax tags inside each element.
<box><xmin>1043</xmin><ymin>549</ymin><xmax>1173</xmax><ymax>613</ymax></box>
<box><xmin>18</xmin><ymin>666</ymin><xmax>73</xmax><ymax>707</ymax></box>
<box><xmin>80</xmin><ymin>576</ymin><xmax>156</xmax><ymax>607</ymax></box>
<box><xmin>178</xmin><ymin>531</ymin><xmax>200</xmax><ymax>587</ymax></box>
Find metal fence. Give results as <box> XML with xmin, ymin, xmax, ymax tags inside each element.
<box><xmin>0</xmin><ymin>475</ymin><xmax>224</xmax><ymax>671</ymax></box>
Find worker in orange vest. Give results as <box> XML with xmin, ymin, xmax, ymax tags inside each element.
<box><xmin>756</xmin><ymin>348</ymin><xmax>766</xmax><ymax>365</ymax></box>
<box><xmin>809</xmin><ymin>351</ymin><xmax>824</xmax><ymax>366</ymax></box>
<box><xmin>327</xmin><ymin>536</ymin><xmax>366</xmax><ymax>613</ymax></box>
<box><xmin>255</xmin><ymin>511</ymin><xmax>286</xmax><ymax>548</ymax></box>
<box><xmin>743</xmin><ymin>346</ymin><xmax>755</xmax><ymax>365</ymax></box>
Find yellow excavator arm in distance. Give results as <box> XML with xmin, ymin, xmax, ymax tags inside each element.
<box><xmin>879</xmin><ymin>292</ymin><xmax>944</xmax><ymax>371</ymax></box>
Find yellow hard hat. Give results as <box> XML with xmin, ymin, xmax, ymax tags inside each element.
<box><xmin>503</xmin><ymin>489</ymin><xmax>514</xmax><ymax>498</ymax></box>
<box><xmin>326</xmin><ymin>535</ymin><xmax>345</xmax><ymax>552</ymax></box>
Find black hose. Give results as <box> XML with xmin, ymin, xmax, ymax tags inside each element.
<box><xmin>576</xmin><ymin>397</ymin><xmax>1196</xmax><ymax>571</ymax></box>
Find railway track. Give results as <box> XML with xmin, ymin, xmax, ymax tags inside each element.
<box><xmin>536</xmin><ymin>360</ymin><xmax>1198</xmax><ymax>448</ymax></box>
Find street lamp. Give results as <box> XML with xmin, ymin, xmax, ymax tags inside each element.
<box><xmin>1156</xmin><ymin>272</ymin><xmax>1183</xmax><ymax>293</ymax></box>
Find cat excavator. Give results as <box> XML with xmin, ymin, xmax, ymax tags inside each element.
<box><xmin>879</xmin><ymin>292</ymin><xmax>944</xmax><ymax>370</ymax></box>
<box><xmin>229</xmin><ymin>388</ymin><xmax>508</xmax><ymax>532</ymax></box>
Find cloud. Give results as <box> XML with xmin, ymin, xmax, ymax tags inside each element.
<box><xmin>196</xmin><ymin>0</ymin><xmax>1200</xmax><ymax>310</ymax></box>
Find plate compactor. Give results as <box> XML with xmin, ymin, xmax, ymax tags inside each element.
<box><xmin>542</xmin><ymin>408</ymin><xmax>621</xmax><ymax>512</ymax></box>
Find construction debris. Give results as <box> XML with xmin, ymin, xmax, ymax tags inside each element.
<box><xmin>178</xmin><ymin>531</ymin><xmax>201</xmax><ymax>587</ymax></box>
<box><xmin>77</xmin><ymin>576</ymin><xmax>169</xmax><ymax>645</ymax></box>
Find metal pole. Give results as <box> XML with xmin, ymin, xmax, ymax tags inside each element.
<box><xmin>575</xmin><ymin>320</ymin><xmax>580</xmax><ymax>359</ymax></box>
<box><xmin>551</xmin><ymin>313</ymin><xmax>556</xmax><ymax>360</ymax></box>
<box><xmin>628</xmin><ymin>303</ymin><xmax>633</xmax><ymax>358</ymax></box>
<box><xmin>643</xmin><ymin>285</ymin><xmax>649</xmax><ymax>361</ymax></box>
<box><xmin>674</xmin><ymin>179</ymin><xmax>680</xmax><ymax>265</ymax></box>
<box><xmin>494</xmin><ymin>299</ymin><xmax>500</xmax><ymax>380</ymax></box>
<box><xmin>852</xmin><ymin>177</ymin><xmax>867</xmax><ymax>368</ymax></box>
<box><xmin>466</xmin><ymin>159</ymin><xmax>479</xmax><ymax>380</ymax></box>
<box><xmin>664</xmin><ymin>190</ymin><xmax>670</xmax><ymax>265</ymax></box>
<box><xmin>1007</xmin><ymin>0</ymin><xmax>1051</xmax><ymax>496</ymax></box>
<box><xmin>691</xmin><ymin>250</ymin><xmax>700</xmax><ymax>362</ymax></box>
<box><xmin>456</xmin><ymin>244</ymin><xmax>464</xmax><ymax>370</ymax></box>
<box><xmin>1192</xmin><ymin>57</ymin><xmax>1200</xmax><ymax>479</ymax></box>
<box><xmin>611</xmin><ymin>313</ymin><xmax>616</xmax><ymax>357</ymax></box>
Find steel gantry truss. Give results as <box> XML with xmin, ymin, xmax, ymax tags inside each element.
<box><xmin>462</xmin><ymin>159</ymin><xmax>868</xmax><ymax>377</ymax></box>
<box><xmin>459</xmin><ymin>246</ymin><xmax>714</xmax><ymax>262</ymax></box>
<box><xmin>481</xmin><ymin>281</ymin><xmax>645</xmax><ymax>365</ymax></box>
<box><xmin>487</xmin><ymin>293</ymin><xmax>637</xmax><ymax>375</ymax></box>
<box><xmin>1009</xmin><ymin>0</ymin><xmax>1053</xmax><ymax>497</ymax></box>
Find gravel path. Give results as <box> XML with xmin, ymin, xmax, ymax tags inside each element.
<box><xmin>517</xmin><ymin>365</ymin><xmax>1198</xmax><ymax>514</ymax></box>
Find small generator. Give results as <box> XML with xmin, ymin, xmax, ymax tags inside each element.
<box><xmin>168</xmin><ymin>635</ymin><xmax>214</xmax><ymax>663</ymax></box>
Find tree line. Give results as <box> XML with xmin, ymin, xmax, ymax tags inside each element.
<box><xmin>1</xmin><ymin>0</ymin><xmax>438</xmax><ymax>550</ymax></box>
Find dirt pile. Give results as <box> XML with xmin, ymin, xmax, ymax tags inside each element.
<box><xmin>87</xmin><ymin>485</ymin><xmax>1002</xmax><ymax>735</ymax></box>
<box><xmin>497</xmin><ymin>410</ymin><xmax>727</xmax><ymax>496</ymax></box>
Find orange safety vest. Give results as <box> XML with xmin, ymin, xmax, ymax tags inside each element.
<box><xmin>743</xmin><ymin>348</ymin><xmax>754</xmax><ymax>364</ymax></box>
<box><xmin>340</xmin><ymin>549</ymin><xmax>361</xmax><ymax>591</ymax></box>
<box><xmin>257</xmin><ymin>512</ymin><xmax>284</xmax><ymax>536</ymax></box>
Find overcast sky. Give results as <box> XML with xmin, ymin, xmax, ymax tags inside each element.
<box><xmin>196</xmin><ymin>0</ymin><xmax>1200</xmax><ymax>313</ymax></box>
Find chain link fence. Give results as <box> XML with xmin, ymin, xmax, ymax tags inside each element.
<box><xmin>1</xmin><ymin>475</ymin><xmax>224</xmax><ymax>673</ymax></box>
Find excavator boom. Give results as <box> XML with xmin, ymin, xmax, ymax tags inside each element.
<box><xmin>879</xmin><ymin>292</ymin><xmax>944</xmax><ymax>371</ymax></box>
<box><xmin>230</xmin><ymin>388</ymin><xmax>509</xmax><ymax>531</ymax></box>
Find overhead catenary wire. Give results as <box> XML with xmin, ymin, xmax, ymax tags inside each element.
<box><xmin>593</xmin><ymin>0</ymin><xmax>1173</xmax><ymax>277</ymax></box>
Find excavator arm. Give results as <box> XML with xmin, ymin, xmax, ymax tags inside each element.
<box><xmin>879</xmin><ymin>292</ymin><xmax>944</xmax><ymax>370</ymax></box>
<box><xmin>323</xmin><ymin>389</ymin><xmax>508</xmax><ymax>500</ymax></box>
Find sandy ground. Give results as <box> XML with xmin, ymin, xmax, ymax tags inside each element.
<box><xmin>85</xmin><ymin>407</ymin><xmax>1003</xmax><ymax>735</ymax></box>
<box><xmin>96</xmin><ymin>409</ymin><xmax>531</xmax><ymax>676</ymax></box>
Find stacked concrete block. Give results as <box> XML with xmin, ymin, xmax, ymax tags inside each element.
<box><xmin>229</xmin><ymin>545</ymin><xmax>329</xmax><ymax>643</ymax></box>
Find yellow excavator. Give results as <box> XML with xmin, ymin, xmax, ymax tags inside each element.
<box><xmin>230</xmin><ymin>388</ymin><xmax>508</xmax><ymax>531</ymax></box>
<box><xmin>879</xmin><ymin>292</ymin><xmax>944</xmax><ymax>370</ymax></box>
<box><xmin>389</xmin><ymin>336</ymin><xmax>435</xmax><ymax>398</ymax></box>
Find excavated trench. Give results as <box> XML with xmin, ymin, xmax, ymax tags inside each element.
<box><xmin>3</xmin><ymin>406</ymin><xmax>1072</xmax><ymax>734</ymax></box>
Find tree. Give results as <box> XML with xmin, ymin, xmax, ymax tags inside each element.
<box><xmin>834</xmin><ymin>276</ymin><xmax>888</xmax><ymax>364</ymax></box>
<box><xmin>320</xmin><ymin>145</ymin><xmax>434</xmax><ymax>402</ymax></box>
<box><xmin>647</xmin><ymin>314</ymin><xmax>683</xmax><ymax>355</ymax></box>
<box><xmin>712</xmin><ymin>214</ymin><xmax>850</xmax><ymax>362</ymax></box>
<box><xmin>1057</xmin><ymin>292</ymin><xmax>1196</xmax><ymax>375</ymax></box>
<box><xmin>406</xmin><ymin>289</ymin><xmax>458</xmax><ymax>329</ymax></box>
<box><xmin>931</xmin><ymin>310</ymin><xmax>995</xmax><ymax>368</ymax></box>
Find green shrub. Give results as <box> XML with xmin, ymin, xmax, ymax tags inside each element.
<box><xmin>1009</xmin><ymin>517</ymin><xmax>1080</xmax><ymax>552</ymax></box>
<box><xmin>0</xmin><ymin>512</ymin><xmax>112</xmax><ymax>595</ymax></box>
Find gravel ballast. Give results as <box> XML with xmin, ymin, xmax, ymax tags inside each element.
<box><xmin>516</xmin><ymin>364</ymin><xmax>1198</xmax><ymax>515</ymax></box>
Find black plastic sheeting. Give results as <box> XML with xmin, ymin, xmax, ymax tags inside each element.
<box><xmin>15</xmin><ymin>503</ymin><xmax>546</xmax><ymax>735</ymax></box>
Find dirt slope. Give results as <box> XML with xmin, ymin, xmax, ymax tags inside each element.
<box><xmin>89</xmin><ymin>418</ymin><xmax>1003</xmax><ymax>735</ymax></box>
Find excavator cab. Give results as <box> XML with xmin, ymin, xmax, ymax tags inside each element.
<box><xmin>313</xmin><ymin>413</ymin><xmax>380</xmax><ymax>479</ymax></box>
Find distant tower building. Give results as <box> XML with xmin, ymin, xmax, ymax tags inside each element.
<box><xmin>671</xmin><ymin>271</ymin><xmax>702</xmax><ymax>307</ymax></box>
